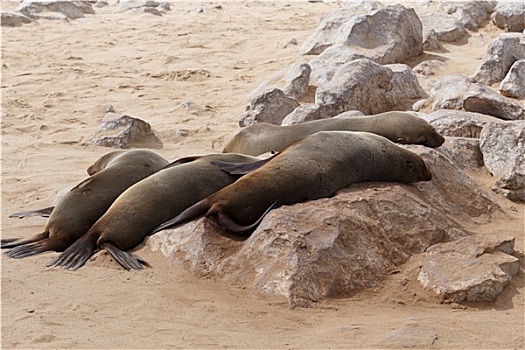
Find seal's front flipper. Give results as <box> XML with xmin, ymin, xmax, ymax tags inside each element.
<box><xmin>1</xmin><ymin>231</ymin><xmax>49</xmax><ymax>249</ymax></box>
<box><xmin>101</xmin><ymin>243</ymin><xmax>149</xmax><ymax>271</ymax></box>
<box><xmin>9</xmin><ymin>206</ymin><xmax>54</xmax><ymax>219</ymax></box>
<box><xmin>211</xmin><ymin>155</ymin><xmax>276</xmax><ymax>175</ymax></box>
<box><xmin>47</xmin><ymin>233</ymin><xmax>98</xmax><ymax>270</ymax></box>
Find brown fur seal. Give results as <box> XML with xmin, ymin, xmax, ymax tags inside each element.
<box><xmin>47</xmin><ymin>153</ymin><xmax>264</xmax><ymax>270</ymax></box>
<box><xmin>223</xmin><ymin>111</ymin><xmax>445</xmax><ymax>156</ymax></box>
<box><xmin>154</xmin><ymin>131</ymin><xmax>432</xmax><ymax>234</ymax></box>
<box><xmin>2</xmin><ymin>150</ymin><xmax>169</xmax><ymax>258</ymax></box>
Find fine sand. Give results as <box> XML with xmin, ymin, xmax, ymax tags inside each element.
<box><xmin>1</xmin><ymin>1</ymin><xmax>524</xmax><ymax>348</ymax></box>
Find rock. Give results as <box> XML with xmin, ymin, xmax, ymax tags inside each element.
<box><xmin>95</xmin><ymin>1</ymin><xmax>108</xmax><ymax>8</ymax></box>
<box><xmin>280</xmin><ymin>104</ymin><xmax>336</xmax><ymax>126</ymax></box>
<box><xmin>333</xmin><ymin>110</ymin><xmax>365</xmax><ymax>118</ymax></box>
<box><xmin>491</xmin><ymin>2</ymin><xmax>525</xmax><ymax>32</ymax></box>
<box><xmin>91</xmin><ymin>112</ymin><xmax>160</xmax><ymax>149</ymax></box>
<box><xmin>437</xmin><ymin>137</ymin><xmax>484</xmax><ymax>171</ymax></box>
<box><xmin>1</xmin><ymin>12</ymin><xmax>33</xmax><ymax>27</ymax></box>
<box><xmin>463</xmin><ymin>84</ymin><xmax>525</xmax><ymax>121</ymax></box>
<box><xmin>479</xmin><ymin>121</ymin><xmax>525</xmax><ymax>202</ymax></box>
<box><xmin>440</xmin><ymin>1</ymin><xmax>496</xmax><ymax>30</ymax></box>
<box><xmin>472</xmin><ymin>33</ymin><xmax>525</xmax><ymax>85</ymax></box>
<box><xmin>422</xmin><ymin>110</ymin><xmax>505</xmax><ymax>138</ymax></box>
<box><xmin>239</xmin><ymin>88</ymin><xmax>300</xmax><ymax>127</ymax></box>
<box><xmin>299</xmin><ymin>1</ymin><xmax>383</xmax><ymax>55</ymax></box>
<box><xmin>249</xmin><ymin>63</ymin><xmax>311</xmax><ymax>101</ymax></box>
<box><xmin>308</xmin><ymin>47</ymin><xmax>367</xmax><ymax>86</ymax></box>
<box><xmin>16</xmin><ymin>0</ymin><xmax>87</xmax><ymax>20</ymax></box>
<box><xmin>386</xmin><ymin>64</ymin><xmax>426</xmax><ymax>100</ymax></box>
<box><xmin>418</xmin><ymin>233</ymin><xmax>519</xmax><ymax>302</ymax></box>
<box><xmin>149</xmin><ymin>183</ymin><xmax>464</xmax><ymax>308</ymax></box>
<box><xmin>314</xmin><ymin>59</ymin><xmax>396</xmax><ymax>115</ymax></box>
<box><xmin>117</xmin><ymin>0</ymin><xmax>170</xmax><ymax>13</ymax></box>
<box><xmin>428</xmin><ymin>74</ymin><xmax>473</xmax><ymax>111</ymax></box>
<box><xmin>377</xmin><ymin>323</ymin><xmax>438</xmax><ymax>349</ymax></box>
<box><xmin>500</xmin><ymin>59</ymin><xmax>525</xmax><ymax>99</ymax></box>
<box><xmin>419</xmin><ymin>13</ymin><xmax>468</xmax><ymax>42</ymax></box>
<box><xmin>422</xmin><ymin>29</ymin><xmax>443</xmax><ymax>51</ymax></box>
<box><xmin>73</xmin><ymin>1</ymin><xmax>96</xmax><ymax>14</ymax></box>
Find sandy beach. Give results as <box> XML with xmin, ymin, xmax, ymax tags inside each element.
<box><xmin>1</xmin><ymin>1</ymin><xmax>523</xmax><ymax>348</ymax></box>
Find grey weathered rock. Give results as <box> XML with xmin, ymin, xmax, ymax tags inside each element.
<box><xmin>472</xmin><ymin>33</ymin><xmax>525</xmax><ymax>85</ymax></box>
<box><xmin>420</xmin><ymin>13</ymin><xmax>468</xmax><ymax>42</ymax></box>
<box><xmin>308</xmin><ymin>47</ymin><xmax>367</xmax><ymax>86</ymax></box>
<box><xmin>437</xmin><ymin>137</ymin><xmax>484</xmax><ymax>171</ymax></box>
<box><xmin>422</xmin><ymin>110</ymin><xmax>505</xmax><ymax>138</ymax></box>
<box><xmin>280</xmin><ymin>104</ymin><xmax>336</xmax><ymax>126</ymax></box>
<box><xmin>239</xmin><ymin>88</ymin><xmax>300</xmax><ymax>127</ymax></box>
<box><xmin>91</xmin><ymin>112</ymin><xmax>158</xmax><ymax>149</ymax></box>
<box><xmin>117</xmin><ymin>0</ymin><xmax>170</xmax><ymax>13</ymax></box>
<box><xmin>1</xmin><ymin>12</ymin><xmax>33</xmax><ymax>27</ymax></box>
<box><xmin>333</xmin><ymin>110</ymin><xmax>365</xmax><ymax>118</ymax></box>
<box><xmin>428</xmin><ymin>74</ymin><xmax>473</xmax><ymax>111</ymax></box>
<box><xmin>491</xmin><ymin>1</ymin><xmax>525</xmax><ymax>32</ymax></box>
<box><xmin>418</xmin><ymin>233</ymin><xmax>519</xmax><ymax>302</ymax></box>
<box><xmin>500</xmin><ymin>59</ymin><xmax>525</xmax><ymax>99</ymax></box>
<box><xmin>73</xmin><ymin>1</ymin><xmax>96</xmax><ymax>14</ymax></box>
<box><xmin>413</xmin><ymin>60</ymin><xmax>447</xmax><ymax>77</ymax></box>
<box><xmin>249</xmin><ymin>63</ymin><xmax>311</xmax><ymax>101</ymax></box>
<box><xmin>480</xmin><ymin>121</ymin><xmax>525</xmax><ymax>202</ymax></box>
<box><xmin>463</xmin><ymin>84</ymin><xmax>525</xmax><ymax>121</ymax></box>
<box><xmin>386</xmin><ymin>64</ymin><xmax>426</xmax><ymax>99</ymax></box>
<box><xmin>422</xmin><ymin>29</ymin><xmax>443</xmax><ymax>51</ymax></box>
<box><xmin>300</xmin><ymin>1</ymin><xmax>383</xmax><ymax>55</ymax></box>
<box><xmin>16</xmin><ymin>0</ymin><xmax>87</xmax><ymax>20</ymax></box>
<box><xmin>315</xmin><ymin>59</ymin><xmax>397</xmax><ymax>115</ymax></box>
<box><xmin>441</xmin><ymin>1</ymin><xmax>496</xmax><ymax>30</ymax></box>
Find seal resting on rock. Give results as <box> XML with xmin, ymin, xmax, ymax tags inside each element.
<box><xmin>2</xmin><ymin>150</ymin><xmax>169</xmax><ymax>258</ymax></box>
<box><xmin>47</xmin><ymin>153</ymin><xmax>265</xmax><ymax>270</ymax></box>
<box><xmin>153</xmin><ymin>131</ymin><xmax>433</xmax><ymax>234</ymax></box>
<box><xmin>223</xmin><ymin>111</ymin><xmax>445</xmax><ymax>156</ymax></box>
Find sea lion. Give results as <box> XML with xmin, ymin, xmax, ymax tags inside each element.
<box><xmin>47</xmin><ymin>153</ymin><xmax>265</xmax><ymax>270</ymax></box>
<box><xmin>154</xmin><ymin>131</ymin><xmax>432</xmax><ymax>234</ymax></box>
<box><xmin>223</xmin><ymin>111</ymin><xmax>445</xmax><ymax>156</ymax></box>
<box><xmin>2</xmin><ymin>149</ymin><xmax>169</xmax><ymax>258</ymax></box>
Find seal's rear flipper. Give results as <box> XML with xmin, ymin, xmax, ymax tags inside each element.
<box><xmin>5</xmin><ymin>234</ymin><xmax>62</xmax><ymax>259</ymax></box>
<box><xmin>215</xmin><ymin>201</ymin><xmax>278</xmax><ymax>234</ymax></box>
<box><xmin>150</xmin><ymin>197</ymin><xmax>211</xmax><ymax>234</ymax></box>
<box><xmin>211</xmin><ymin>155</ymin><xmax>277</xmax><ymax>175</ymax></box>
<box><xmin>9</xmin><ymin>206</ymin><xmax>54</xmax><ymax>219</ymax></box>
<box><xmin>161</xmin><ymin>155</ymin><xmax>203</xmax><ymax>170</ymax></box>
<box><xmin>1</xmin><ymin>231</ymin><xmax>49</xmax><ymax>249</ymax></box>
<box><xmin>101</xmin><ymin>243</ymin><xmax>149</xmax><ymax>271</ymax></box>
<box><xmin>47</xmin><ymin>233</ymin><xmax>98</xmax><ymax>270</ymax></box>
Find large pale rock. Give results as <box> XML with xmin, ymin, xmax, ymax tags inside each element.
<box><xmin>117</xmin><ymin>0</ymin><xmax>170</xmax><ymax>13</ymax></box>
<box><xmin>314</xmin><ymin>59</ymin><xmax>397</xmax><ymax>115</ymax></box>
<box><xmin>16</xmin><ymin>0</ymin><xmax>88</xmax><ymax>20</ymax></box>
<box><xmin>386</xmin><ymin>64</ymin><xmax>426</xmax><ymax>100</ymax></box>
<box><xmin>239</xmin><ymin>88</ymin><xmax>300</xmax><ymax>127</ymax></box>
<box><xmin>418</xmin><ymin>233</ymin><xmax>519</xmax><ymax>302</ymax></box>
<box><xmin>423</xmin><ymin>110</ymin><xmax>505</xmax><ymax>138</ymax></box>
<box><xmin>463</xmin><ymin>84</ymin><xmax>525</xmax><ymax>121</ymax></box>
<box><xmin>500</xmin><ymin>59</ymin><xmax>525</xmax><ymax>99</ymax></box>
<box><xmin>413</xmin><ymin>60</ymin><xmax>447</xmax><ymax>77</ymax></box>
<box><xmin>91</xmin><ymin>112</ymin><xmax>159</xmax><ymax>149</ymax></box>
<box><xmin>480</xmin><ymin>121</ymin><xmax>525</xmax><ymax>202</ymax></box>
<box><xmin>428</xmin><ymin>74</ymin><xmax>472</xmax><ymax>111</ymax></box>
<box><xmin>249</xmin><ymin>63</ymin><xmax>311</xmax><ymax>101</ymax></box>
<box><xmin>491</xmin><ymin>2</ymin><xmax>525</xmax><ymax>32</ymax></box>
<box><xmin>437</xmin><ymin>137</ymin><xmax>484</xmax><ymax>171</ymax></box>
<box><xmin>308</xmin><ymin>47</ymin><xmax>367</xmax><ymax>86</ymax></box>
<box><xmin>280</xmin><ymin>104</ymin><xmax>337</xmax><ymax>126</ymax></box>
<box><xmin>441</xmin><ymin>1</ymin><xmax>496</xmax><ymax>30</ymax></box>
<box><xmin>299</xmin><ymin>1</ymin><xmax>383</xmax><ymax>55</ymax></box>
<box><xmin>419</xmin><ymin>13</ymin><xmax>468</xmax><ymax>42</ymax></box>
<box><xmin>1</xmin><ymin>12</ymin><xmax>33</xmax><ymax>27</ymax></box>
<box><xmin>472</xmin><ymin>33</ymin><xmax>525</xmax><ymax>85</ymax></box>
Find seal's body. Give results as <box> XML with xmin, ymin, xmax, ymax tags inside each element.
<box><xmin>47</xmin><ymin>153</ymin><xmax>264</xmax><ymax>270</ymax></box>
<box><xmin>156</xmin><ymin>131</ymin><xmax>432</xmax><ymax>234</ymax></box>
<box><xmin>3</xmin><ymin>150</ymin><xmax>169</xmax><ymax>258</ymax></box>
<box><xmin>223</xmin><ymin>111</ymin><xmax>444</xmax><ymax>156</ymax></box>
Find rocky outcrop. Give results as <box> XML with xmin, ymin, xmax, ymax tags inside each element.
<box><xmin>437</xmin><ymin>137</ymin><xmax>484</xmax><ymax>171</ymax></box>
<box><xmin>280</xmin><ymin>104</ymin><xmax>336</xmax><ymax>126</ymax></box>
<box><xmin>463</xmin><ymin>84</ymin><xmax>525</xmax><ymax>121</ymax></box>
<box><xmin>480</xmin><ymin>121</ymin><xmax>525</xmax><ymax>202</ymax></box>
<box><xmin>422</xmin><ymin>110</ymin><xmax>504</xmax><ymax>139</ymax></box>
<box><xmin>491</xmin><ymin>2</ymin><xmax>525</xmax><ymax>32</ymax></box>
<box><xmin>239</xmin><ymin>88</ymin><xmax>300</xmax><ymax>127</ymax></box>
<box><xmin>249</xmin><ymin>63</ymin><xmax>311</xmax><ymax>101</ymax></box>
<box><xmin>472</xmin><ymin>33</ymin><xmax>525</xmax><ymax>85</ymax></box>
<box><xmin>91</xmin><ymin>112</ymin><xmax>161</xmax><ymax>149</ymax></box>
<box><xmin>500</xmin><ymin>59</ymin><xmax>525</xmax><ymax>99</ymax></box>
<box><xmin>440</xmin><ymin>1</ymin><xmax>496</xmax><ymax>30</ymax></box>
<box><xmin>1</xmin><ymin>12</ymin><xmax>33</xmax><ymax>27</ymax></box>
<box><xmin>428</xmin><ymin>74</ymin><xmax>472</xmax><ymax>111</ymax></box>
<box><xmin>419</xmin><ymin>13</ymin><xmax>469</xmax><ymax>42</ymax></box>
<box><xmin>16</xmin><ymin>0</ymin><xmax>91</xmax><ymax>20</ymax></box>
<box><xmin>387</xmin><ymin>64</ymin><xmax>426</xmax><ymax>100</ymax></box>
<box><xmin>418</xmin><ymin>233</ymin><xmax>519</xmax><ymax>302</ymax></box>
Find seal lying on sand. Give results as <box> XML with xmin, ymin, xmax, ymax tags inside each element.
<box><xmin>47</xmin><ymin>153</ymin><xmax>264</xmax><ymax>270</ymax></box>
<box><xmin>2</xmin><ymin>150</ymin><xmax>169</xmax><ymax>258</ymax></box>
<box><xmin>154</xmin><ymin>131</ymin><xmax>432</xmax><ymax>234</ymax></box>
<box><xmin>223</xmin><ymin>111</ymin><xmax>444</xmax><ymax>156</ymax></box>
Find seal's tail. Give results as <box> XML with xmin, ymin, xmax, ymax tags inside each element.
<box><xmin>47</xmin><ymin>232</ymin><xmax>98</xmax><ymax>270</ymax></box>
